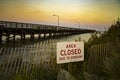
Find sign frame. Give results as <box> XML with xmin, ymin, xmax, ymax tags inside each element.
<box><xmin>57</xmin><ymin>42</ymin><xmax>84</xmax><ymax>64</ymax></box>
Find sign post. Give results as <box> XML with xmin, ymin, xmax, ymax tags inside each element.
<box><xmin>57</xmin><ymin>42</ymin><xmax>84</xmax><ymax>64</ymax></box>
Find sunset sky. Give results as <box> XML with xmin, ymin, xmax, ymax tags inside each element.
<box><xmin>0</xmin><ymin>0</ymin><xmax>120</xmax><ymax>30</ymax></box>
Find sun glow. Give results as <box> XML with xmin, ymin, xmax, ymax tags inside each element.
<box><xmin>0</xmin><ymin>0</ymin><xmax>120</xmax><ymax>30</ymax></box>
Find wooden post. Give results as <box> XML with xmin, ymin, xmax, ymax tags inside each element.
<box><xmin>23</xmin><ymin>34</ymin><xmax>25</xmax><ymax>40</ymax></box>
<box><xmin>21</xmin><ymin>34</ymin><xmax>25</xmax><ymax>41</ymax></box>
<box><xmin>6</xmin><ymin>34</ymin><xmax>10</xmax><ymax>42</ymax></box>
<box><xmin>38</xmin><ymin>34</ymin><xmax>41</xmax><ymax>40</ymax></box>
<box><xmin>0</xmin><ymin>34</ymin><xmax>2</xmax><ymax>44</ymax></box>
<box><xmin>49</xmin><ymin>33</ymin><xmax>52</xmax><ymax>38</ymax></box>
<box><xmin>44</xmin><ymin>34</ymin><xmax>46</xmax><ymax>39</ymax></box>
<box><xmin>13</xmin><ymin>34</ymin><xmax>16</xmax><ymax>42</ymax></box>
<box><xmin>31</xmin><ymin>34</ymin><xmax>34</xmax><ymax>40</ymax></box>
<box><xmin>21</xmin><ymin>35</ymin><xmax>23</xmax><ymax>41</ymax></box>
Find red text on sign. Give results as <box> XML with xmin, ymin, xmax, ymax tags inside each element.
<box><xmin>60</xmin><ymin>49</ymin><xmax>81</xmax><ymax>56</ymax></box>
<box><xmin>66</xmin><ymin>44</ymin><xmax>76</xmax><ymax>48</ymax></box>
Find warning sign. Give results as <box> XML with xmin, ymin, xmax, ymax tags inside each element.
<box><xmin>57</xmin><ymin>42</ymin><xmax>84</xmax><ymax>64</ymax></box>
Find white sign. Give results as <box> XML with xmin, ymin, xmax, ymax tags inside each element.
<box><xmin>57</xmin><ymin>42</ymin><xmax>84</xmax><ymax>64</ymax></box>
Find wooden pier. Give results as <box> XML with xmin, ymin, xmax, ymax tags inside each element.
<box><xmin>0</xmin><ymin>21</ymin><xmax>95</xmax><ymax>43</ymax></box>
